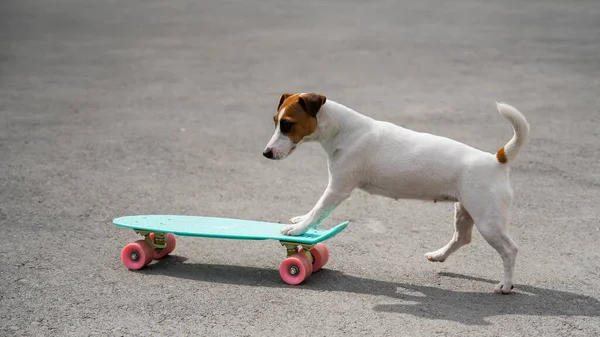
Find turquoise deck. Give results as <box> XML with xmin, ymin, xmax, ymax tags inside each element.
<box><xmin>113</xmin><ymin>215</ymin><xmax>349</xmax><ymax>244</ymax></box>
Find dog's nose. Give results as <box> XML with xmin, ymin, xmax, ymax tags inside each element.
<box><xmin>263</xmin><ymin>149</ymin><xmax>274</xmax><ymax>159</ymax></box>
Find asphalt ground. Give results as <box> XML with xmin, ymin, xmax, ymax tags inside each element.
<box><xmin>1</xmin><ymin>0</ymin><xmax>599</xmax><ymax>336</ymax></box>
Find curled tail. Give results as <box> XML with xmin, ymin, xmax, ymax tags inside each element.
<box><xmin>495</xmin><ymin>102</ymin><xmax>530</xmax><ymax>164</ymax></box>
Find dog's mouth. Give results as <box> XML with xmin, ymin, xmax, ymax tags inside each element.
<box><xmin>273</xmin><ymin>145</ymin><xmax>296</xmax><ymax>160</ymax></box>
<box><xmin>288</xmin><ymin>145</ymin><xmax>297</xmax><ymax>155</ymax></box>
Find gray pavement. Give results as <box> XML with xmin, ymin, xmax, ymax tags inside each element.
<box><xmin>1</xmin><ymin>0</ymin><xmax>599</xmax><ymax>336</ymax></box>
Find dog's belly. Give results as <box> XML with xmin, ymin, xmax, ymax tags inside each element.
<box><xmin>358</xmin><ymin>176</ymin><xmax>458</xmax><ymax>202</ymax></box>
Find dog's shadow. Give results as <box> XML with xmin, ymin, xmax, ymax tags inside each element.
<box><xmin>142</xmin><ymin>256</ymin><xmax>600</xmax><ymax>326</ymax></box>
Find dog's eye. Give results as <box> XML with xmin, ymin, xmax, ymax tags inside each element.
<box><xmin>279</xmin><ymin>120</ymin><xmax>295</xmax><ymax>133</ymax></box>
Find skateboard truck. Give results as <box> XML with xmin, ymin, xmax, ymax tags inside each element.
<box><xmin>280</xmin><ymin>241</ymin><xmax>314</xmax><ymax>262</ymax></box>
<box><xmin>134</xmin><ymin>230</ymin><xmax>167</xmax><ymax>251</ymax></box>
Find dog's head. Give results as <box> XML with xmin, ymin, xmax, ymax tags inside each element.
<box><xmin>263</xmin><ymin>92</ymin><xmax>326</xmax><ymax>160</ymax></box>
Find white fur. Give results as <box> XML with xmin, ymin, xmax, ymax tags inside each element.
<box><xmin>265</xmin><ymin>127</ymin><xmax>296</xmax><ymax>159</ymax></box>
<box><xmin>495</xmin><ymin>102</ymin><xmax>529</xmax><ymax>162</ymax></box>
<box><xmin>265</xmin><ymin>107</ymin><xmax>297</xmax><ymax>159</ymax></box>
<box><xmin>264</xmin><ymin>98</ymin><xmax>530</xmax><ymax>294</ymax></box>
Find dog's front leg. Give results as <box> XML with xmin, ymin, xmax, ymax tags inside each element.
<box><xmin>281</xmin><ymin>187</ymin><xmax>352</xmax><ymax>236</ymax></box>
<box><xmin>289</xmin><ymin>214</ymin><xmax>309</xmax><ymax>224</ymax></box>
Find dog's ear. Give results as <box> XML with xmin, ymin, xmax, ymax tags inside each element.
<box><xmin>278</xmin><ymin>92</ymin><xmax>295</xmax><ymax>110</ymax></box>
<box><xmin>298</xmin><ymin>93</ymin><xmax>327</xmax><ymax>118</ymax></box>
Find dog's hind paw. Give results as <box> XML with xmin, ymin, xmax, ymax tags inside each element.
<box><xmin>424</xmin><ymin>250</ymin><xmax>446</xmax><ymax>263</ymax></box>
<box><xmin>494</xmin><ymin>282</ymin><xmax>515</xmax><ymax>294</ymax></box>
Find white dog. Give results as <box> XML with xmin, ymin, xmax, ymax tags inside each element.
<box><xmin>263</xmin><ymin>92</ymin><xmax>529</xmax><ymax>294</ymax></box>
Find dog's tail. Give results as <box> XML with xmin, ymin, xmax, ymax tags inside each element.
<box><xmin>494</xmin><ymin>102</ymin><xmax>530</xmax><ymax>164</ymax></box>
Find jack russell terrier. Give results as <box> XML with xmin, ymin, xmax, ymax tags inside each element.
<box><xmin>263</xmin><ymin>92</ymin><xmax>529</xmax><ymax>294</ymax></box>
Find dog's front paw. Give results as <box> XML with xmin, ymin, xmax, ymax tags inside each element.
<box><xmin>289</xmin><ymin>214</ymin><xmax>308</xmax><ymax>224</ymax></box>
<box><xmin>280</xmin><ymin>223</ymin><xmax>308</xmax><ymax>236</ymax></box>
<box><xmin>494</xmin><ymin>281</ymin><xmax>515</xmax><ymax>294</ymax></box>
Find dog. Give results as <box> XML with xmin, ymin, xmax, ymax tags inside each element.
<box><xmin>263</xmin><ymin>92</ymin><xmax>529</xmax><ymax>294</ymax></box>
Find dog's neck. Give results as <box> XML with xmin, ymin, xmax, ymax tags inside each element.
<box><xmin>309</xmin><ymin>100</ymin><xmax>374</xmax><ymax>156</ymax></box>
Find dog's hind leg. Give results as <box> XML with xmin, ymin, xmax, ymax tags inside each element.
<box><xmin>476</xmin><ymin>217</ymin><xmax>519</xmax><ymax>294</ymax></box>
<box><xmin>425</xmin><ymin>202</ymin><xmax>474</xmax><ymax>262</ymax></box>
<box><xmin>463</xmin><ymin>188</ymin><xmax>518</xmax><ymax>294</ymax></box>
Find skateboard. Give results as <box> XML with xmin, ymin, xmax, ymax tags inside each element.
<box><xmin>113</xmin><ymin>215</ymin><xmax>349</xmax><ymax>285</ymax></box>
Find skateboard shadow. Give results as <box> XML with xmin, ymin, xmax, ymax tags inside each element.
<box><xmin>142</xmin><ymin>256</ymin><xmax>600</xmax><ymax>326</ymax></box>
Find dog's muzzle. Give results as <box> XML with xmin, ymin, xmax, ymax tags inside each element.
<box><xmin>263</xmin><ymin>148</ymin><xmax>274</xmax><ymax>159</ymax></box>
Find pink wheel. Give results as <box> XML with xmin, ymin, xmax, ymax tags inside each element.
<box><xmin>164</xmin><ymin>233</ymin><xmax>176</xmax><ymax>254</ymax></box>
<box><xmin>279</xmin><ymin>254</ymin><xmax>313</xmax><ymax>285</ymax></box>
<box><xmin>121</xmin><ymin>240</ymin><xmax>154</xmax><ymax>270</ymax></box>
<box><xmin>150</xmin><ymin>233</ymin><xmax>177</xmax><ymax>259</ymax></box>
<box><xmin>299</xmin><ymin>243</ymin><xmax>330</xmax><ymax>272</ymax></box>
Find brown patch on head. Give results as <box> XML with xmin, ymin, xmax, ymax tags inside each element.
<box><xmin>277</xmin><ymin>92</ymin><xmax>295</xmax><ymax>111</ymax></box>
<box><xmin>496</xmin><ymin>146</ymin><xmax>507</xmax><ymax>163</ymax></box>
<box><xmin>297</xmin><ymin>93</ymin><xmax>327</xmax><ymax>118</ymax></box>
<box><xmin>274</xmin><ymin>92</ymin><xmax>326</xmax><ymax>143</ymax></box>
